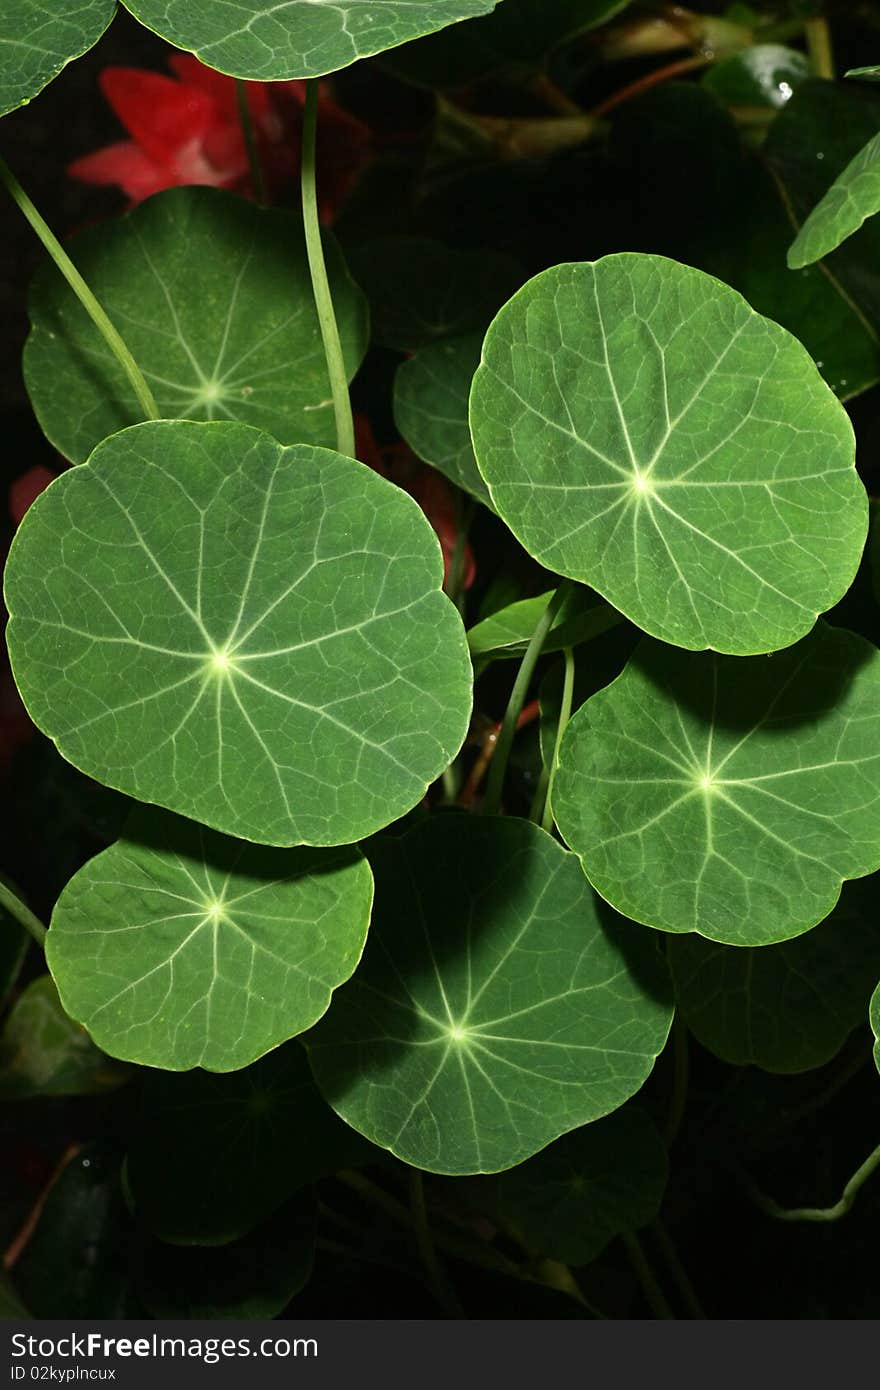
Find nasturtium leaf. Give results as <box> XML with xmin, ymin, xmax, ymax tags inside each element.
<box><xmin>394</xmin><ymin>333</ymin><xmax>490</xmax><ymax>505</ymax></box>
<box><xmin>702</xmin><ymin>44</ymin><xmax>810</xmax><ymax>111</ymax></box>
<box><xmin>347</xmin><ymin>236</ymin><xmax>521</xmax><ymax>352</ymax></box>
<box><xmin>467</xmin><ymin>587</ymin><xmax>620</xmax><ymax>663</ymax></box>
<box><xmin>0</xmin><ymin>975</ymin><xmax>131</xmax><ymax>1100</ymax></box>
<box><xmin>470</xmin><ymin>253</ymin><xmax>865</xmax><ymax>655</ymax></box>
<box><xmin>119</xmin><ymin>0</ymin><xmax>500</xmax><ymax>81</ymax></box>
<box><xmin>871</xmin><ymin>983</ymin><xmax>880</xmax><ymax>1073</ymax></box>
<box><xmin>46</xmin><ymin>807</ymin><xmax>372</xmax><ymax>1071</ymax></box>
<box><xmin>141</xmin><ymin>1196</ymin><xmax>315</xmax><ymax>1318</ymax></box>
<box><xmin>127</xmin><ymin>1041</ymin><xmax>374</xmax><ymax>1244</ymax></box>
<box><xmin>5</xmin><ymin>420</ymin><xmax>472</xmax><ymax>846</ymax></box>
<box><xmin>555</xmin><ymin>622</ymin><xmax>880</xmax><ymax>946</ymax></box>
<box><xmin>306</xmin><ymin>815</ymin><xmax>674</xmax><ymax>1176</ymax></box>
<box><xmin>494</xmin><ymin>1108</ymin><xmax>668</xmax><ymax>1265</ymax></box>
<box><xmin>668</xmin><ymin>885</ymin><xmax>880</xmax><ymax>1072</ymax></box>
<box><xmin>23</xmin><ymin>186</ymin><xmax>368</xmax><ymax>465</ymax></box>
<box><xmin>0</xmin><ymin>0</ymin><xmax>114</xmax><ymax>117</ymax></box>
<box><xmin>787</xmin><ymin>131</ymin><xmax>880</xmax><ymax>269</ymax></box>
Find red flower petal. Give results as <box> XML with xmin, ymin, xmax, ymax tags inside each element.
<box><xmin>68</xmin><ymin>140</ymin><xmax>175</xmax><ymax>202</ymax></box>
<box><xmin>99</xmin><ymin>67</ymin><xmax>217</xmax><ymax>164</ymax></box>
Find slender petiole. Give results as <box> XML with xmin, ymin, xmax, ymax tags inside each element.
<box><xmin>0</xmin><ymin>878</ymin><xmax>47</xmax><ymax>949</ymax></box>
<box><xmin>540</xmin><ymin>643</ymin><xmax>575</xmax><ymax>832</ymax></box>
<box><xmin>300</xmin><ymin>81</ymin><xmax>356</xmax><ymax>459</ymax></box>
<box><xmin>0</xmin><ymin>156</ymin><xmax>159</xmax><ymax>423</ymax></box>
<box><xmin>235</xmin><ymin>79</ymin><xmax>266</xmax><ymax>204</ymax></box>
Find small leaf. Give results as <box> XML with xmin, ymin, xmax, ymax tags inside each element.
<box><xmin>0</xmin><ymin>975</ymin><xmax>131</xmax><ymax>1099</ymax></box>
<box><xmin>470</xmin><ymin>252</ymin><xmax>865</xmax><ymax>654</ymax></box>
<box><xmin>46</xmin><ymin>807</ymin><xmax>373</xmax><ymax>1071</ymax></box>
<box><xmin>140</xmin><ymin>1196</ymin><xmax>315</xmax><ymax>1318</ymax></box>
<box><xmin>394</xmin><ymin>333</ymin><xmax>492</xmax><ymax>506</ymax></box>
<box><xmin>788</xmin><ymin>131</ymin><xmax>880</xmax><ymax>268</ymax></box>
<box><xmin>306</xmin><ymin>814</ymin><xmax>674</xmax><ymax>1175</ymax></box>
<box><xmin>467</xmin><ymin>587</ymin><xmax>620</xmax><ymax>663</ymax></box>
<box><xmin>23</xmin><ymin>186</ymin><xmax>368</xmax><ymax>464</ymax></box>
<box><xmin>0</xmin><ymin>0</ymin><xmax>114</xmax><ymax>117</ymax></box>
<box><xmin>668</xmin><ymin>885</ymin><xmax>880</xmax><ymax>1072</ymax></box>
<box><xmin>702</xmin><ymin>44</ymin><xmax>810</xmax><ymax>110</ymax></box>
<box><xmin>555</xmin><ymin>622</ymin><xmax>880</xmax><ymax>945</ymax></box>
<box><xmin>5</xmin><ymin>420</ymin><xmax>472</xmax><ymax>847</ymax></box>
<box><xmin>127</xmin><ymin>1041</ymin><xmax>372</xmax><ymax>1243</ymax></box>
<box><xmin>347</xmin><ymin>236</ymin><xmax>521</xmax><ymax>352</ymax></box>
<box><xmin>494</xmin><ymin>1108</ymin><xmax>668</xmax><ymax>1265</ymax></box>
<box><xmin>119</xmin><ymin>0</ymin><xmax>501</xmax><ymax>81</ymax></box>
<box><xmin>871</xmin><ymin>982</ymin><xmax>880</xmax><ymax>1074</ymax></box>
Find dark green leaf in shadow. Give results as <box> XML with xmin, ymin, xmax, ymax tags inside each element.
<box><xmin>127</xmin><ymin>1041</ymin><xmax>374</xmax><ymax>1244</ymax></box>
<box><xmin>702</xmin><ymin>45</ymin><xmax>810</xmax><ymax>111</ymax></box>
<box><xmin>394</xmin><ymin>333</ymin><xmax>492</xmax><ymax>506</ymax></box>
<box><xmin>0</xmin><ymin>975</ymin><xmax>131</xmax><ymax>1099</ymax></box>
<box><xmin>468</xmin><ymin>587</ymin><xmax>621</xmax><ymax>663</ymax></box>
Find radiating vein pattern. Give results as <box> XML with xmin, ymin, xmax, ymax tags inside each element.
<box><xmin>23</xmin><ymin>185</ymin><xmax>368</xmax><ymax>464</ymax></box>
<box><xmin>4</xmin><ymin>420</ymin><xmax>473</xmax><ymax>846</ymax></box>
<box><xmin>46</xmin><ymin>808</ymin><xmax>373</xmax><ymax>1071</ymax></box>
<box><xmin>555</xmin><ymin>623</ymin><xmax>880</xmax><ymax>945</ymax></box>
<box><xmin>0</xmin><ymin>0</ymin><xmax>114</xmax><ymax>116</ymax></box>
<box><xmin>121</xmin><ymin>0</ymin><xmax>499</xmax><ymax>80</ymax></box>
<box><xmin>469</xmin><ymin>253</ymin><xmax>865</xmax><ymax>654</ymax></box>
<box><xmin>306</xmin><ymin>815</ymin><xmax>673</xmax><ymax>1175</ymax></box>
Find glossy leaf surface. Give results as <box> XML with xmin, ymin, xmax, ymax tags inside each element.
<box><xmin>495</xmin><ymin>1108</ymin><xmax>667</xmax><ymax>1264</ymax></box>
<box><xmin>47</xmin><ymin>808</ymin><xmax>372</xmax><ymax>1071</ymax></box>
<box><xmin>24</xmin><ymin>186</ymin><xmax>368</xmax><ymax>464</ymax></box>
<box><xmin>119</xmin><ymin>0</ymin><xmax>500</xmax><ymax>80</ymax></box>
<box><xmin>0</xmin><ymin>0</ymin><xmax>114</xmax><ymax>117</ymax></box>
<box><xmin>555</xmin><ymin>624</ymin><xmax>880</xmax><ymax>945</ymax></box>
<box><xmin>5</xmin><ymin>421</ymin><xmax>472</xmax><ymax>846</ymax></box>
<box><xmin>470</xmin><ymin>253</ymin><xmax>864</xmax><ymax>653</ymax></box>
<box><xmin>307</xmin><ymin>815</ymin><xmax>674</xmax><ymax>1175</ymax></box>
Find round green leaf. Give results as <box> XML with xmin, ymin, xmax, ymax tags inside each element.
<box><xmin>46</xmin><ymin>807</ymin><xmax>373</xmax><ymax>1071</ymax></box>
<box><xmin>788</xmin><ymin>131</ymin><xmax>880</xmax><ymax>269</ymax></box>
<box><xmin>127</xmin><ymin>1041</ymin><xmax>372</xmax><ymax>1244</ymax></box>
<box><xmin>555</xmin><ymin>622</ymin><xmax>880</xmax><ymax>945</ymax></box>
<box><xmin>4</xmin><ymin>420</ymin><xmax>472</xmax><ymax>846</ymax></box>
<box><xmin>470</xmin><ymin>253</ymin><xmax>865</xmax><ymax>654</ymax></box>
<box><xmin>23</xmin><ymin>186</ymin><xmax>368</xmax><ymax>465</ymax></box>
<box><xmin>0</xmin><ymin>975</ymin><xmax>131</xmax><ymax>1100</ymax></box>
<box><xmin>306</xmin><ymin>815</ymin><xmax>674</xmax><ymax>1176</ymax></box>
<box><xmin>394</xmin><ymin>332</ymin><xmax>492</xmax><ymax>506</ymax></box>
<box><xmin>119</xmin><ymin>0</ymin><xmax>500</xmax><ymax>81</ymax></box>
<box><xmin>668</xmin><ymin>886</ymin><xmax>880</xmax><ymax>1072</ymax></box>
<box><xmin>141</xmin><ymin>1196</ymin><xmax>315</xmax><ymax>1318</ymax></box>
<box><xmin>495</xmin><ymin>1108</ymin><xmax>667</xmax><ymax>1265</ymax></box>
<box><xmin>0</xmin><ymin>0</ymin><xmax>114</xmax><ymax>117</ymax></box>
<box><xmin>347</xmin><ymin>237</ymin><xmax>521</xmax><ymax>352</ymax></box>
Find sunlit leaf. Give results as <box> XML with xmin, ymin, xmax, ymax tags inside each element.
<box><xmin>555</xmin><ymin>623</ymin><xmax>880</xmax><ymax>945</ymax></box>
<box><xmin>119</xmin><ymin>0</ymin><xmax>501</xmax><ymax>80</ymax></box>
<box><xmin>668</xmin><ymin>885</ymin><xmax>880</xmax><ymax>1072</ymax></box>
<box><xmin>394</xmin><ymin>333</ymin><xmax>491</xmax><ymax>505</ymax></box>
<box><xmin>0</xmin><ymin>975</ymin><xmax>131</xmax><ymax>1099</ymax></box>
<box><xmin>788</xmin><ymin>131</ymin><xmax>880</xmax><ymax>269</ymax></box>
<box><xmin>141</xmin><ymin>1196</ymin><xmax>315</xmax><ymax>1318</ymax></box>
<box><xmin>23</xmin><ymin>186</ymin><xmax>368</xmax><ymax>464</ymax></box>
<box><xmin>127</xmin><ymin>1041</ymin><xmax>373</xmax><ymax>1243</ymax></box>
<box><xmin>470</xmin><ymin>253</ymin><xmax>865</xmax><ymax>654</ymax></box>
<box><xmin>0</xmin><ymin>0</ymin><xmax>114</xmax><ymax>117</ymax></box>
<box><xmin>307</xmin><ymin>814</ymin><xmax>673</xmax><ymax>1175</ymax></box>
<box><xmin>47</xmin><ymin>807</ymin><xmax>372</xmax><ymax>1071</ymax></box>
<box><xmin>494</xmin><ymin>1108</ymin><xmax>667</xmax><ymax>1264</ymax></box>
<box><xmin>5</xmin><ymin>420</ymin><xmax>472</xmax><ymax>846</ymax></box>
